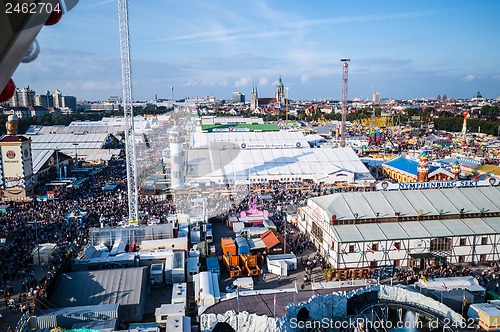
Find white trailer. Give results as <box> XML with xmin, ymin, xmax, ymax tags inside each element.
<box><xmin>171</xmin><ymin>283</ymin><xmax>187</xmax><ymax>306</ymax></box>
<box><xmin>267</xmin><ymin>259</ymin><xmax>288</xmax><ymax>277</ymax></box>
<box><xmin>194</xmin><ymin>271</ymin><xmax>220</xmax><ymax>308</ymax></box>
<box><xmin>140</xmin><ymin>237</ymin><xmax>188</xmax><ymax>251</ymax></box>
<box><xmin>139</xmin><ymin>249</ymin><xmax>174</xmax><ymax>266</ymax></box>
<box><xmin>165</xmin><ymin>250</ymin><xmax>186</xmax><ymax>284</ymax></box>
<box><xmin>267</xmin><ymin>253</ymin><xmax>298</xmax><ymax>271</ymax></box>
<box><xmin>172</xmin><ymin>250</ymin><xmax>186</xmax><ymax>284</ymax></box>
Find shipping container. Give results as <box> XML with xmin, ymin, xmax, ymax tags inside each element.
<box><xmin>186</xmin><ymin>256</ymin><xmax>200</xmax><ymax>282</ymax></box>
<box><xmin>239</xmin><ymin>254</ymin><xmax>260</xmax><ymax>276</ymax></box>
<box><xmin>221</xmin><ymin>238</ymin><xmax>236</xmax><ymax>256</ymax></box>
<box><xmin>235</xmin><ymin>237</ymin><xmax>249</xmax><ymax>255</ymax></box>
<box><xmin>206</xmin><ymin>257</ymin><xmax>220</xmax><ymax>278</ymax></box>
<box><xmin>223</xmin><ymin>254</ymin><xmax>242</xmax><ymax>278</ymax></box>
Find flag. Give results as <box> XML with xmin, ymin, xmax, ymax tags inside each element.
<box><xmin>442</xmin><ymin>282</ymin><xmax>449</xmax><ymax>291</ymax></box>
<box><xmin>391</xmin><ymin>243</ymin><xmax>400</xmax><ymax>252</ymax></box>
<box><xmin>380</xmin><ymin>244</ymin><xmax>386</xmax><ymax>252</ymax></box>
<box><xmin>422</xmin><ymin>276</ymin><xmax>428</xmax><ymax>283</ymax></box>
<box><xmin>341</xmin><ymin>246</ymin><xmax>348</xmax><ymax>256</ymax></box>
<box><xmin>366</xmin><ymin>246</ymin><xmax>375</xmax><ymax>254</ymax></box>
<box><xmin>354</xmin><ymin>245</ymin><xmax>361</xmax><ymax>254</ymax></box>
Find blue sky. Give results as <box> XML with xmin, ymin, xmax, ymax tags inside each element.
<box><xmin>11</xmin><ymin>0</ymin><xmax>500</xmax><ymax>101</ymax></box>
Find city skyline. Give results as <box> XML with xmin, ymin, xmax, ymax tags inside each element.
<box><xmin>10</xmin><ymin>0</ymin><xmax>500</xmax><ymax>101</ymax></box>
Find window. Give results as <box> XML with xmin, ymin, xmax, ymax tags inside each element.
<box><xmin>430</xmin><ymin>237</ymin><xmax>452</xmax><ymax>252</ymax></box>
<box><xmin>460</xmin><ymin>238</ymin><xmax>466</xmax><ymax>246</ymax></box>
<box><xmin>393</xmin><ymin>242</ymin><xmax>401</xmax><ymax>251</ymax></box>
<box><xmin>458</xmin><ymin>255</ymin><xmax>465</xmax><ymax>263</ymax></box>
<box><xmin>480</xmin><ymin>254</ymin><xmax>487</xmax><ymax>262</ymax></box>
<box><xmin>393</xmin><ymin>260</ymin><xmax>400</xmax><ymax>267</ymax></box>
<box><xmin>372</xmin><ymin>243</ymin><xmax>379</xmax><ymax>251</ymax></box>
<box><xmin>481</xmin><ymin>237</ymin><xmax>488</xmax><ymax>245</ymax></box>
<box><xmin>349</xmin><ymin>245</ymin><xmax>355</xmax><ymax>253</ymax></box>
<box><xmin>311</xmin><ymin>222</ymin><xmax>323</xmax><ymax>243</ymax></box>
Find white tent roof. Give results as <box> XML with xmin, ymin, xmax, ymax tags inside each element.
<box><xmin>185</xmin><ymin>147</ymin><xmax>372</xmax><ymax>183</ymax></box>
<box><xmin>331</xmin><ymin>217</ymin><xmax>500</xmax><ymax>243</ymax></box>
<box><xmin>311</xmin><ymin>186</ymin><xmax>500</xmax><ymax>221</ymax></box>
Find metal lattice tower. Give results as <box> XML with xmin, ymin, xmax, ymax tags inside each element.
<box><xmin>118</xmin><ymin>0</ymin><xmax>139</xmax><ymax>224</ymax></box>
<box><xmin>340</xmin><ymin>58</ymin><xmax>350</xmax><ymax>148</ymax></box>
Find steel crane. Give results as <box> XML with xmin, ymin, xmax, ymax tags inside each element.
<box><xmin>117</xmin><ymin>0</ymin><xmax>139</xmax><ymax>224</ymax></box>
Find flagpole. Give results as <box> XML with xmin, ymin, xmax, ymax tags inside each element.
<box><xmin>237</xmin><ymin>286</ymin><xmax>240</xmax><ymax>331</ymax></box>
<box><xmin>273</xmin><ymin>293</ymin><xmax>276</xmax><ymax>318</ymax></box>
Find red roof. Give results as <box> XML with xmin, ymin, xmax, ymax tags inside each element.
<box><xmin>260</xmin><ymin>230</ymin><xmax>281</xmax><ymax>249</ymax></box>
<box><xmin>258</xmin><ymin>98</ymin><xmax>277</xmax><ymax>105</ymax></box>
<box><xmin>0</xmin><ymin>135</ymin><xmax>30</xmax><ymax>143</ymax></box>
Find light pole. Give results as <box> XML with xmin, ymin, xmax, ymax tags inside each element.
<box><xmin>73</xmin><ymin>143</ymin><xmax>79</xmax><ymax>169</ymax></box>
<box><xmin>28</xmin><ymin>221</ymin><xmax>41</xmax><ymax>266</ymax></box>
<box><xmin>55</xmin><ymin>149</ymin><xmax>61</xmax><ymax>181</ymax></box>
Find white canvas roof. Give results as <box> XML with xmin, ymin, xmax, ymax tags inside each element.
<box><xmin>331</xmin><ymin>218</ymin><xmax>500</xmax><ymax>243</ymax></box>
<box><xmin>311</xmin><ymin>186</ymin><xmax>500</xmax><ymax>221</ymax></box>
<box><xmin>185</xmin><ymin>147</ymin><xmax>372</xmax><ymax>184</ymax></box>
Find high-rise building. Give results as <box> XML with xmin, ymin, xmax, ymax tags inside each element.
<box><xmin>9</xmin><ymin>86</ymin><xmax>35</xmax><ymax>107</ymax></box>
<box><xmin>275</xmin><ymin>76</ymin><xmax>285</xmax><ymax>107</ymax></box>
<box><xmin>52</xmin><ymin>89</ymin><xmax>63</xmax><ymax>109</ymax></box>
<box><xmin>34</xmin><ymin>90</ymin><xmax>54</xmax><ymax>108</ymax></box>
<box><xmin>231</xmin><ymin>92</ymin><xmax>245</xmax><ymax>103</ymax></box>
<box><xmin>372</xmin><ymin>92</ymin><xmax>381</xmax><ymax>104</ymax></box>
<box><xmin>62</xmin><ymin>95</ymin><xmax>77</xmax><ymax>112</ymax></box>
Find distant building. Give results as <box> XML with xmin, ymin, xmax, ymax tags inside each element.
<box><xmin>372</xmin><ymin>92</ymin><xmax>381</xmax><ymax>104</ymax></box>
<box><xmin>108</xmin><ymin>96</ymin><xmax>121</xmax><ymax>104</ymax></box>
<box><xmin>34</xmin><ymin>91</ymin><xmax>54</xmax><ymax>108</ymax></box>
<box><xmin>62</xmin><ymin>95</ymin><xmax>77</xmax><ymax>112</ymax></box>
<box><xmin>382</xmin><ymin>152</ymin><xmax>459</xmax><ymax>183</ymax></box>
<box><xmin>52</xmin><ymin>89</ymin><xmax>63</xmax><ymax>109</ymax></box>
<box><xmin>79</xmin><ymin>102</ymin><xmax>117</xmax><ymax>112</ymax></box>
<box><xmin>4</xmin><ymin>107</ymin><xmax>31</xmax><ymax>118</ymax></box>
<box><xmin>275</xmin><ymin>76</ymin><xmax>285</xmax><ymax>107</ymax></box>
<box><xmin>8</xmin><ymin>86</ymin><xmax>35</xmax><ymax>107</ymax></box>
<box><xmin>250</xmin><ymin>76</ymin><xmax>287</xmax><ymax>113</ymax></box>
<box><xmin>250</xmin><ymin>85</ymin><xmax>258</xmax><ymax>112</ymax></box>
<box><xmin>231</xmin><ymin>92</ymin><xmax>245</xmax><ymax>103</ymax></box>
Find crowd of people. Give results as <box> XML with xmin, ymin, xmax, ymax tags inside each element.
<box><xmin>395</xmin><ymin>261</ymin><xmax>500</xmax><ymax>288</ymax></box>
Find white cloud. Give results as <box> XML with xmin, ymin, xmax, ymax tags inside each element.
<box><xmin>259</xmin><ymin>77</ymin><xmax>269</xmax><ymax>86</ymax></box>
<box><xmin>463</xmin><ymin>74</ymin><xmax>476</xmax><ymax>81</ymax></box>
<box><xmin>235</xmin><ymin>76</ymin><xmax>251</xmax><ymax>87</ymax></box>
<box><xmin>301</xmin><ymin>74</ymin><xmax>311</xmax><ymax>83</ymax></box>
<box><xmin>81</xmin><ymin>80</ymin><xmax>120</xmax><ymax>90</ymax></box>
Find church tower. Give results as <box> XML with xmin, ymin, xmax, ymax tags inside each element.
<box><xmin>250</xmin><ymin>85</ymin><xmax>258</xmax><ymax>112</ymax></box>
<box><xmin>275</xmin><ymin>75</ymin><xmax>285</xmax><ymax>108</ymax></box>
<box><xmin>417</xmin><ymin>152</ymin><xmax>429</xmax><ymax>182</ymax></box>
<box><xmin>0</xmin><ymin>115</ymin><xmax>34</xmax><ymax>199</ymax></box>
